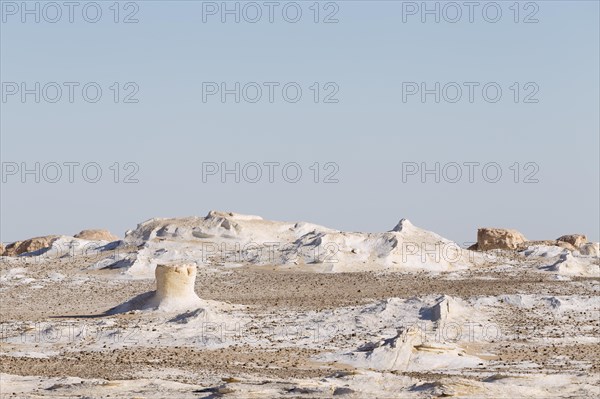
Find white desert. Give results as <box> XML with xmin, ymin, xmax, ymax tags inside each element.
<box><xmin>1</xmin><ymin>211</ymin><xmax>598</xmax><ymax>398</ymax></box>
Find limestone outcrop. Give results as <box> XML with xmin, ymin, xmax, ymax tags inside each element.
<box><xmin>1</xmin><ymin>235</ymin><xmax>60</xmax><ymax>256</ymax></box>
<box><xmin>557</xmin><ymin>234</ymin><xmax>587</xmax><ymax>249</ymax></box>
<box><xmin>74</xmin><ymin>229</ymin><xmax>119</xmax><ymax>242</ymax></box>
<box><xmin>476</xmin><ymin>228</ymin><xmax>527</xmax><ymax>251</ymax></box>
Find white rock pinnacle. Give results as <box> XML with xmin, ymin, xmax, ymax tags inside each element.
<box><xmin>151</xmin><ymin>264</ymin><xmax>203</xmax><ymax>309</ymax></box>
<box><xmin>107</xmin><ymin>263</ymin><xmax>205</xmax><ymax>314</ymax></box>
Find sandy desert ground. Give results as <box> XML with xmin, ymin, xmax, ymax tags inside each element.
<box><xmin>1</xmin><ymin>211</ymin><xmax>599</xmax><ymax>398</ymax></box>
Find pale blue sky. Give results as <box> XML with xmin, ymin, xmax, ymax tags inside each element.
<box><xmin>1</xmin><ymin>1</ymin><xmax>599</xmax><ymax>244</ymax></box>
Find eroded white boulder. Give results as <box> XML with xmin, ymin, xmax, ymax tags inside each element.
<box><xmin>577</xmin><ymin>242</ymin><xmax>599</xmax><ymax>257</ymax></box>
<box><xmin>548</xmin><ymin>253</ymin><xmax>600</xmax><ymax>277</ymax></box>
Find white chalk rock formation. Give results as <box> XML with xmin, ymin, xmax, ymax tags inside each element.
<box><xmin>356</xmin><ymin>326</ymin><xmax>424</xmax><ymax>371</ymax></box>
<box><xmin>548</xmin><ymin>253</ymin><xmax>600</xmax><ymax>277</ymax></box>
<box><xmin>101</xmin><ymin>211</ymin><xmax>476</xmax><ymax>275</ymax></box>
<box><xmin>336</xmin><ymin>324</ymin><xmax>482</xmax><ymax>372</ymax></box>
<box><xmin>431</xmin><ymin>295</ymin><xmax>465</xmax><ymax>323</ymax></box>
<box><xmin>107</xmin><ymin>263</ymin><xmax>208</xmax><ymax>314</ymax></box>
<box><xmin>151</xmin><ymin>264</ymin><xmax>204</xmax><ymax>310</ymax></box>
<box><xmin>577</xmin><ymin>242</ymin><xmax>599</xmax><ymax>257</ymax></box>
<box><xmin>89</xmin><ymin>212</ymin><xmax>598</xmax><ymax>276</ymax></box>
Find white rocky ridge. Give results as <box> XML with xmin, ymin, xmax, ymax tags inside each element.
<box><xmin>78</xmin><ymin>210</ymin><xmax>600</xmax><ymax>278</ymax></box>
<box><xmin>89</xmin><ymin>211</ymin><xmax>600</xmax><ymax>280</ymax></box>
<box><xmin>93</xmin><ymin>211</ymin><xmax>479</xmax><ymax>277</ymax></box>
<box><xmin>2</xmin><ymin>211</ymin><xmax>597</xmax><ymax>279</ymax></box>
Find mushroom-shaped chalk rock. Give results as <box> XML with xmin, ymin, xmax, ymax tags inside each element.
<box><xmin>106</xmin><ymin>263</ymin><xmax>206</xmax><ymax>314</ymax></box>
<box><xmin>149</xmin><ymin>263</ymin><xmax>204</xmax><ymax>310</ymax></box>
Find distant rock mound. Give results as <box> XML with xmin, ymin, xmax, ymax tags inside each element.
<box><xmin>557</xmin><ymin>234</ymin><xmax>587</xmax><ymax>249</ymax></box>
<box><xmin>123</xmin><ymin>212</ymin><xmax>271</xmax><ymax>244</ymax></box>
<box><xmin>74</xmin><ymin>229</ymin><xmax>119</xmax><ymax>242</ymax></box>
<box><xmin>472</xmin><ymin>229</ymin><xmax>594</xmax><ymax>254</ymax></box>
<box><xmin>476</xmin><ymin>228</ymin><xmax>527</xmax><ymax>251</ymax></box>
<box><xmin>1</xmin><ymin>235</ymin><xmax>60</xmax><ymax>256</ymax></box>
